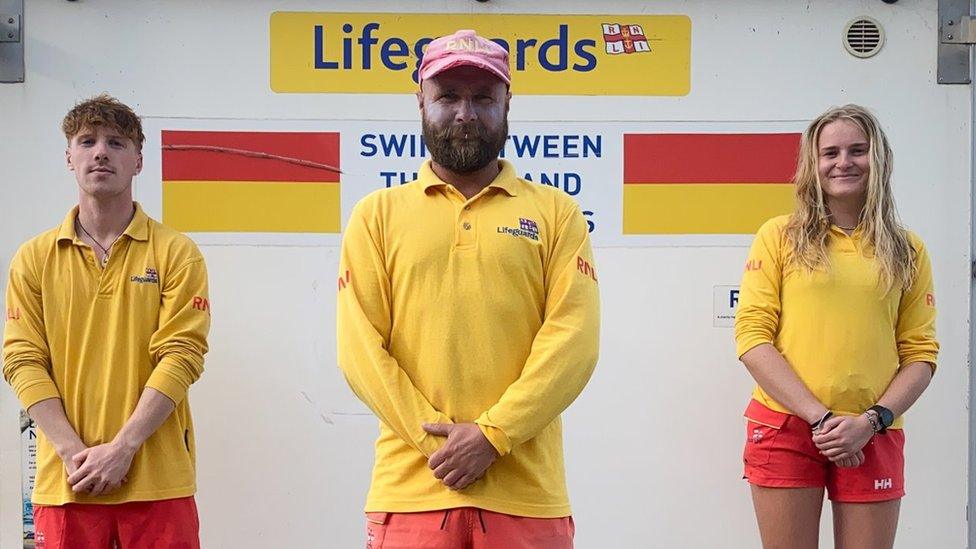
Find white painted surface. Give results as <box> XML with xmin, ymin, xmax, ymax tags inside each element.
<box><xmin>0</xmin><ymin>1</ymin><xmax>968</xmax><ymax>547</ymax></box>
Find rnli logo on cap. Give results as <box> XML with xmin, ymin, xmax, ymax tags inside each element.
<box><xmin>497</xmin><ymin>217</ymin><xmax>540</xmax><ymax>241</ymax></box>
<box><xmin>602</xmin><ymin>24</ymin><xmax>651</xmax><ymax>55</ymax></box>
<box><xmin>445</xmin><ymin>36</ymin><xmax>494</xmax><ymax>53</ymax></box>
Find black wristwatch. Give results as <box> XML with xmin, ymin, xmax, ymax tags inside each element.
<box><xmin>868</xmin><ymin>405</ymin><xmax>894</xmax><ymax>434</ymax></box>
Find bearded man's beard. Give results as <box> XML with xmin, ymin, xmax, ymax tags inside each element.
<box><xmin>422</xmin><ymin>117</ymin><xmax>508</xmax><ymax>174</ymax></box>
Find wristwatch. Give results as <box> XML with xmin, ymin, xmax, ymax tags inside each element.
<box><xmin>868</xmin><ymin>405</ymin><xmax>894</xmax><ymax>434</ymax></box>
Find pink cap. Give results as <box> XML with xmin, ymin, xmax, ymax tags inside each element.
<box><xmin>418</xmin><ymin>29</ymin><xmax>511</xmax><ymax>85</ymax></box>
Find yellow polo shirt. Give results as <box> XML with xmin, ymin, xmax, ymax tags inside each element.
<box><xmin>3</xmin><ymin>204</ymin><xmax>210</xmax><ymax>505</ymax></box>
<box><xmin>337</xmin><ymin>160</ymin><xmax>600</xmax><ymax>518</ymax></box>
<box><xmin>735</xmin><ymin>215</ymin><xmax>938</xmax><ymax>428</ymax></box>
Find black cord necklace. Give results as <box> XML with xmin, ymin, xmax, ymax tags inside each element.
<box><xmin>76</xmin><ymin>215</ymin><xmax>130</xmax><ymax>267</ymax></box>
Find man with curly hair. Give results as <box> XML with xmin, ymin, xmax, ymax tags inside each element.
<box><xmin>3</xmin><ymin>94</ymin><xmax>211</xmax><ymax>548</ymax></box>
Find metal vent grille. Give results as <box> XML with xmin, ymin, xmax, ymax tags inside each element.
<box><xmin>844</xmin><ymin>17</ymin><xmax>884</xmax><ymax>58</ymax></box>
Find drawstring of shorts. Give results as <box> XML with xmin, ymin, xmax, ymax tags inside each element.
<box><xmin>438</xmin><ymin>509</ymin><xmax>487</xmax><ymax>534</ymax></box>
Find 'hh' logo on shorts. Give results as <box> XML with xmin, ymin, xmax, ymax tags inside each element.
<box><xmin>874</xmin><ymin>478</ymin><xmax>892</xmax><ymax>490</ymax></box>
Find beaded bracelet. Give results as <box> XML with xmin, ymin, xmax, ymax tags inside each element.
<box><xmin>865</xmin><ymin>411</ymin><xmax>881</xmax><ymax>433</ymax></box>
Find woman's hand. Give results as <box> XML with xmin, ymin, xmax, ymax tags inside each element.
<box><xmin>812</xmin><ymin>415</ymin><xmax>875</xmax><ymax>466</ymax></box>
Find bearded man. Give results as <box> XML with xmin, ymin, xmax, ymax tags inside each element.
<box><xmin>336</xmin><ymin>29</ymin><xmax>600</xmax><ymax>549</ymax></box>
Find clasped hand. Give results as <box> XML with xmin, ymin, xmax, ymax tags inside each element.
<box><xmin>423</xmin><ymin>423</ymin><xmax>499</xmax><ymax>491</ymax></box>
<box><xmin>811</xmin><ymin>415</ymin><xmax>875</xmax><ymax>468</ymax></box>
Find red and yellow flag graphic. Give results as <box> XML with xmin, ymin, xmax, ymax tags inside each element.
<box><xmin>623</xmin><ymin>133</ymin><xmax>800</xmax><ymax>234</ymax></box>
<box><xmin>162</xmin><ymin>131</ymin><xmax>341</xmax><ymax>233</ymax></box>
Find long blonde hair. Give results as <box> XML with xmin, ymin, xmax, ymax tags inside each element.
<box><xmin>784</xmin><ymin>104</ymin><xmax>916</xmax><ymax>291</ymax></box>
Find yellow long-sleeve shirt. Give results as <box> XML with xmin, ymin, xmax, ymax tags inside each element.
<box><xmin>735</xmin><ymin>215</ymin><xmax>938</xmax><ymax>428</ymax></box>
<box><xmin>337</xmin><ymin>160</ymin><xmax>600</xmax><ymax>518</ymax></box>
<box><xmin>3</xmin><ymin>204</ymin><xmax>210</xmax><ymax>505</ymax></box>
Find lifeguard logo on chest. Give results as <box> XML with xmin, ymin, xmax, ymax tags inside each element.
<box><xmin>130</xmin><ymin>267</ymin><xmax>159</xmax><ymax>284</ymax></box>
<box><xmin>497</xmin><ymin>217</ymin><xmax>540</xmax><ymax>241</ymax></box>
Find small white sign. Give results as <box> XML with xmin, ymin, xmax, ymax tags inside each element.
<box><xmin>713</xmin><ymin>285</ymin><xmax>740</xmax><ymax>327</ymax></box>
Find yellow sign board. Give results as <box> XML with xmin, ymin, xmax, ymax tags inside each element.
<box><xmin>270</xmin><ymin>12</ymin><xmax>691</xmax><ymax>95</ymax></box>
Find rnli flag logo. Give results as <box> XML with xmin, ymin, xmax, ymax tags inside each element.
<box><xmin>498</xmin><ymin>218</ymin><xmax>540</xmax><ymax>241</ymax></box>
<box><xmin>602</xmin><ymin>23</ymin><xmax>651</xmax><ymax>55</ymax></box>
<box><xmin>519</xmin><ymin>218</ymin><xmax>539</xmax><ymax>236</ymax></box>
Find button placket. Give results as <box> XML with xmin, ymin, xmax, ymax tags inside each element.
<box><xmin>830</xmin><ymin>228</ymin><xmax>857</xmax><ymax>254</ymax></box>
<box><xmin>79</xmin><ymin>245</ymin><xmax>98</xmax><ymax>272</ymax></box>
<box><xmin>449</xmin><ymin>186</ymin><xmax>490</xmax><ymax>249</ymax></box>
<box><xmin>96</xmin><ymin>238</ymin><xmax>128</xmax><ymax>297</ymax></box>
<box><xmin>457</xmin><ymin>206</ymin><xmax>476</xmax><ymax>247</ymax></box>
<box><xmin>75</xmin><ymin>245</ymin><xmax>105</xmax><ymax>301</ymax></box>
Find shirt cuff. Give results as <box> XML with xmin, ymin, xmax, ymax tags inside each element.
<box><xmin>899</xmin><ymin>355</ymin><xmax>937</xmax><ymax>374</ymax></box>
<box><xmin>418</xmin><ymin>412</ymin><xmax>454</xmax><ymax>457</ymax></box>
<box><xmin>476</xmin><ymin>421</ymin><xmax>512</xmax><ymax>457</ymax></box>
<box><xmin>144</xmin><ymin>362</ymin><xmax>188</xmax><ymax>405</ymax></box>
<box><xmin>735</xmin><ymin>337</ymin><xmax>773</xmax><ymax>359</ymax></box>
<box><xmin>18</xmin><ymin>380</ymin><xmax>62</xmax><ymax>410</ymax></box>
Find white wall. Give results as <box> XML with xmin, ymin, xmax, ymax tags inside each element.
<box><xmin>0</xmin><ymin>1</ymin><xmax>969</xmax><ymax>547</ymax></box>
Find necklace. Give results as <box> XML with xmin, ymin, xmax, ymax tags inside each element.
<box><xmin>836</xmin><ymin>225</ymin><xmax>857</xmax><ymax>231</ymax></box>
<box><xmin>76</xmin><ymin>218</ymin><xmax>120</xmax><ymax>267</ymax></box>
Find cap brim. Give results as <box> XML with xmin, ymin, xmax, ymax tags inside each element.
<box><xmin>420</xmin><ymin>57</ymin><xmax>511</xmax><ymax>85</ymax></box>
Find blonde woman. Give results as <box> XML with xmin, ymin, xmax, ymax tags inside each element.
<box><xmin>735</xmin><ymin>105</ymin><xmax>938</xmax><ymax>549</ymax></box>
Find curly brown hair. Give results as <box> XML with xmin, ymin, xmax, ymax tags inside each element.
<box><xmin>61</xmin><ymin>94</ymin><xmax>144</xmax><ymax>150</ymax></box>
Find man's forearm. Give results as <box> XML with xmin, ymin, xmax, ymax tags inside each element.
<box><xmin>112</xmin><ymin>387</ymin><xmax>176</xmax><ymax>452</ymax></box>
<box><xmin>27</xmin><ymin>397</ymin><xmax>86</xmax><ymax>460</ymax></box>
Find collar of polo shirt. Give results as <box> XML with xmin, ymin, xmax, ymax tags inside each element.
<box><xmin>56</xmin><ymin>202</ymin><xmax>151</xmax><ymax>244</ymax></box>
<box><xmin>419</xmin><ymin>160</ymin><xmax>519</xmax><ymax>197</ymax></box>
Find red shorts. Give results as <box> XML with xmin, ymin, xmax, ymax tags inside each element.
<box><xmin>33</xmin><ymin>496</ymin><xmax>199</xmax><ymax>549</ymax></box>
<box><xmin>365</xmin><ymin>508</ymin><xmax>574</xmax><ymax>549</ymax></box>
<box><xmin>742</xmin><ymin>400</ymin><xmax>905</xmax><ymax>503</ymax></box>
